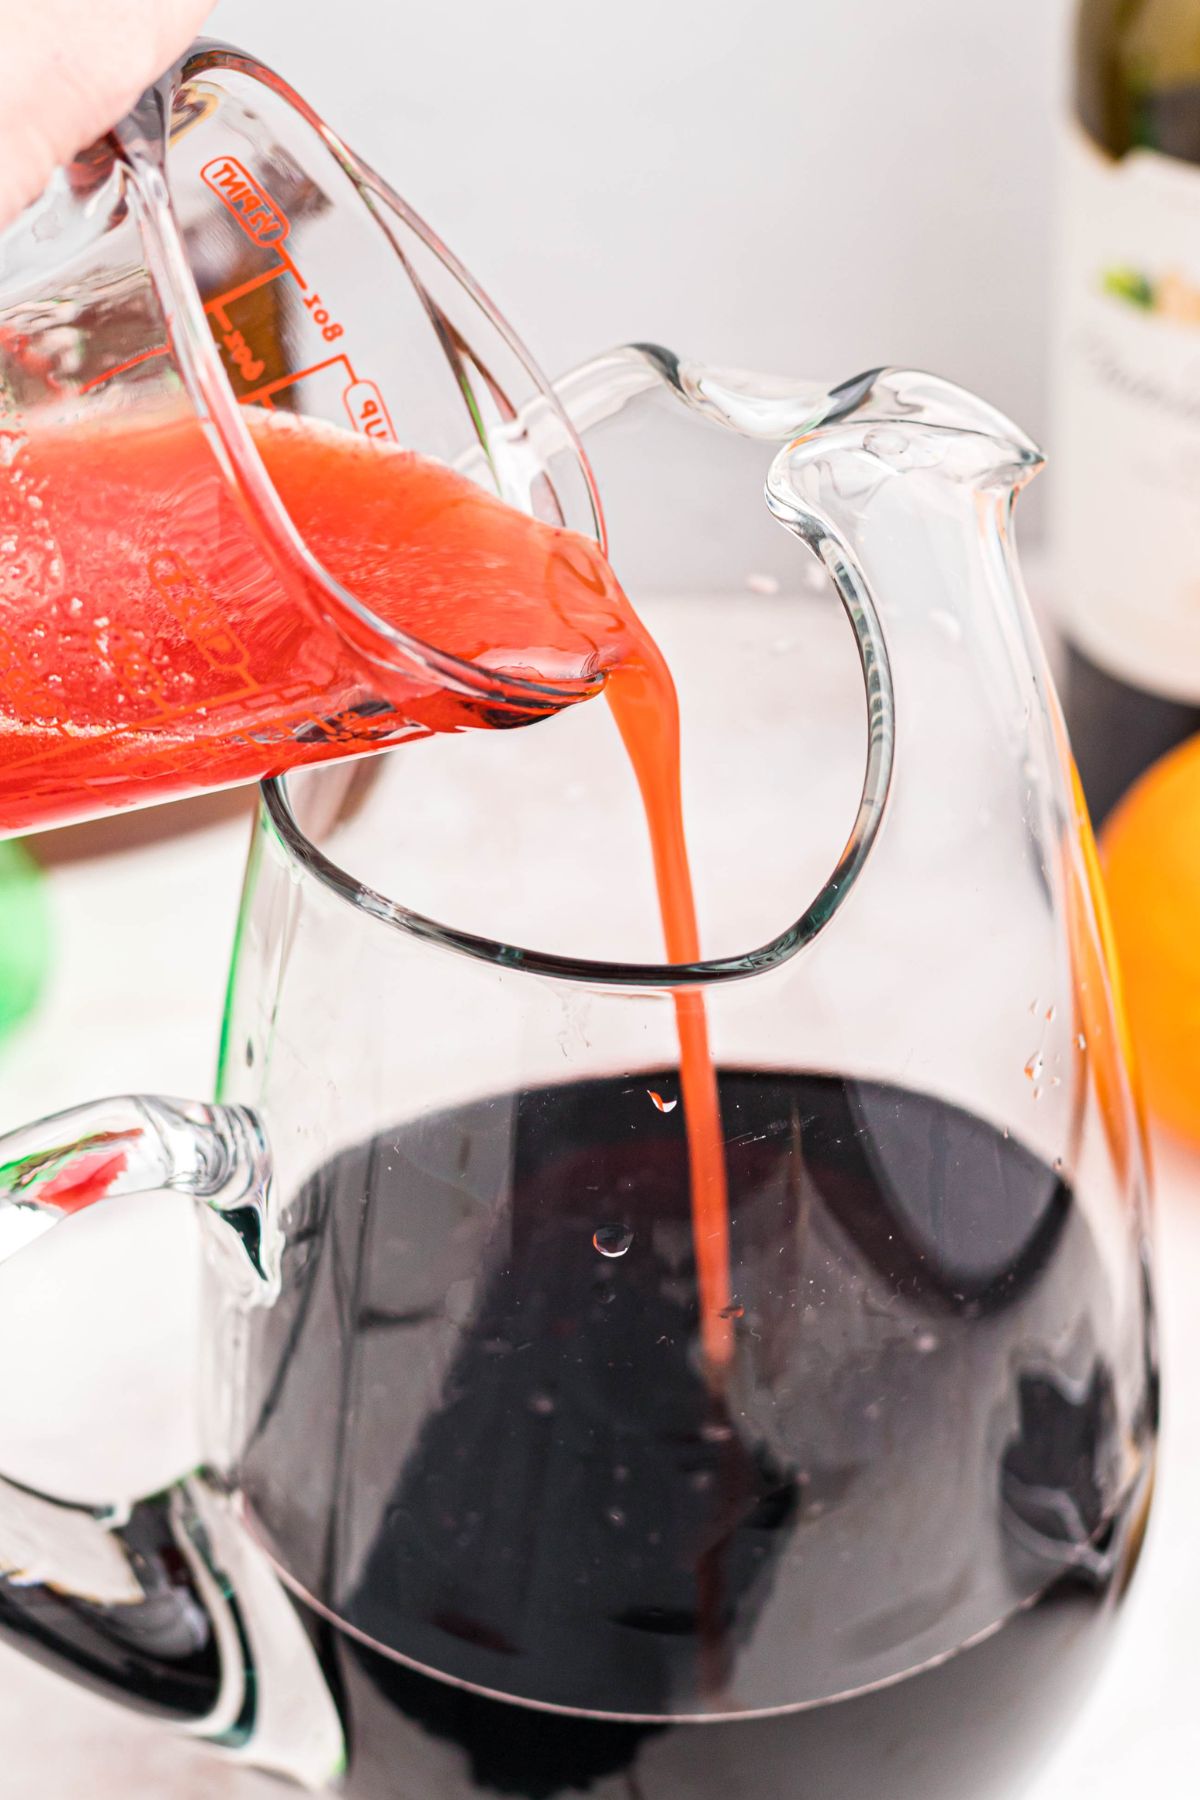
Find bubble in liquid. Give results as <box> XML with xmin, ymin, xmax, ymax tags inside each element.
<box><xmin>605</xmin><ymin>1506</ymin><xmax>627</xmax><ymax>1529</ymax></box>
<box><xmin>647</xmin><ymin>1090</ymin><xmax>677</xmax><ymax>1113</ymax></box>
<box><xmin>593</xmin><ymin>1223</ymin><xmax>633</xmax><ymax>1259</ymax></box>
<box><xmin>528</xmin><ymin>1392</ymin><xmax>556</xmax><ymax>1416</ymax></box>
<box><xmin>1024</xmin><ymin>1052</ymin><xmax>1044</xmax><ymax>1082</ymax></box>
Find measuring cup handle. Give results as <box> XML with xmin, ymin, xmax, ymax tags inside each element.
<box><xmin>0</xmin><ymin>1094</ymin><xmax>341</xmax><ymax>1782</ymax></box>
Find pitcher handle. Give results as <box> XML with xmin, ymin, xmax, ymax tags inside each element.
<box><xmin>0</xmin><ymin>1094</ymin><xmax>277</xmax><ymax>1293</ymax></box>
<box><xmin>0</xmin><ymin>1094</ymin><xmax>340</xmax><ymax>1786</ymax></box>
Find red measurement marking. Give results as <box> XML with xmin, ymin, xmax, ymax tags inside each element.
<box><xmin>201</xmin><ymin>156</ymin><xmax>291</xmax><ymax>247</ymax></box>
<box><xmin>237</xmin><ymin>353</ymin><xmax>356</xmax><ymax>409</ymax></box>
<box><xmin>204</xmin><ymin>261</ymin><xmax>292</xmax><ymax>331</ymax></box>
<box><xmin>344</xmin><ymin>378</ymin><xmax>396</xmax><ymax>443</ymax></box>
<box><xmin>147</xmin><ymin>549</ymin><xmax>257</xmax><ymax>679</ymax></box>
<box><xmin>275</xmin><ymin>244</ymin><xmax>307</xmax><ymax>288</ymax></box>
<box><xmin>79</xmin><ymin>345</ymin><xmax>170</xmax><ymax>394</ymax></box>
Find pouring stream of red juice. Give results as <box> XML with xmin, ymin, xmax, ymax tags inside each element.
<box><xmin>0</xmin><ymin>407</ymin><xmax>734</xmax><ymax>1374</ymax></box>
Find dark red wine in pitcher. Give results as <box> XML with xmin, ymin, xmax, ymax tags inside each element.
<box><xmin>240</xmin><ymin>1069</ymin><xmax>1154</xmax><ymax>1800</ymax></box>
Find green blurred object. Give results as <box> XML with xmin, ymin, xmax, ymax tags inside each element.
<box><xmin>0</xmin><ymin>841</ymin><xmax>51</xmax><ymax>1038</ymax></box>
<box><xmin>1101</xmin><ymin>265</ymin><xmax>1156</xmax><ymax>308</ymax></box>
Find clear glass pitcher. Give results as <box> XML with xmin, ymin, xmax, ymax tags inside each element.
<box><xmin>0</xmin><ymin>40</ymin><xmax>609</xmax><ymax>835</ymax></box>
<box><xmin>0</xmin><ymin>349</ymin><xmax>1156</xmax><ymax>1799</ymax></box>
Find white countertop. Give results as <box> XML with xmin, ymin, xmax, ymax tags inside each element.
<box><xmin>0</xmin><ymin>768</ymin><xmax>1196</xmax><ymax>1798</ymax></box>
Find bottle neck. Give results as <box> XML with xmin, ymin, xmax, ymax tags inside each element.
<box><xmin>1076</xmin><ymin>0</ymin><xmax>1200</xmax><ymax>161</ymax></box>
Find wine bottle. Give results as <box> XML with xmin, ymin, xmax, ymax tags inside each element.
<box><xmin>1055</xmin><ymin>0</ymin><xmax>1200</xmax><ymax>821</ymax></box>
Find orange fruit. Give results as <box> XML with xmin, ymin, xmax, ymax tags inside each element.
<box><xmin>1100</xmin><ymin>733</ymin><xmax>1200</xmax><ymax>1142</ymax></box>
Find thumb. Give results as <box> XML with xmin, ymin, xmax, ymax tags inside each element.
<box><xmin>0</xmin><ymin>0</ymin><xmax>215</xmax><ymax>228</ymax></box>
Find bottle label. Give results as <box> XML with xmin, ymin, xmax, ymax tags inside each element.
<box><xmin>1053</xmin><ymin>126</ymin><xmax>1200</xmax><ymax>701</ymax></box>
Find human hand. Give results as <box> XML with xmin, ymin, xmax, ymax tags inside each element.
<box><xmin>0</xmin><ymin>0</ymin><xmax>214</xmax><ymax>227</ymax></box>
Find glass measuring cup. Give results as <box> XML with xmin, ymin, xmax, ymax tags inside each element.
<box><xmin>0</xmin><ymin>349</ymin><xmax>1155</xmax><ymax>1797</ymax></box>
<box><xmin>0</xmin><ymin>40</ymin><xmax>608</xmax><ymax>835</ymax></box>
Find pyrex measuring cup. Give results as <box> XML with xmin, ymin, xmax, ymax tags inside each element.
<box><xmin>0</xmin><ymin>40</ymin><xmax>606</xmax><ymax>834</ymax></box>
<box><xmin>0</xmin><ymin>349</ymin><xmax>1155</xmax><ymax>1797</ymax></box>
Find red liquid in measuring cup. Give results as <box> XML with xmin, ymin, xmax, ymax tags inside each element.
<box><xmin>0</xmin><ymin>407</ymin><xmax>733</xmax><ymax>1368</ymax></box>
<box><xmin>0</xmin><ymin>411</ymin><xmax>633</xmax><ymax>831</ymax></box>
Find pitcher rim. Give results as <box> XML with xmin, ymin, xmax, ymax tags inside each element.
<box><xmin>258</xmin><ymin>342</ymin><xmax>897</xmax><ymax>989</ymax></box>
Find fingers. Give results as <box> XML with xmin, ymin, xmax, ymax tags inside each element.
<box><xmin>0</xmin><ymin>0</ymin><xmax>215</xmax><ymax>227</ymax></box>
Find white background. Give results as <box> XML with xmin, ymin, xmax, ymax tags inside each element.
<box><xmin>209</xmin><ymin>0</ymin><xmax>1070</xmax><ymax>537</ymax></box>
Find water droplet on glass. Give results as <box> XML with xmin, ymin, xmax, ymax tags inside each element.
<box><xmin>718</xmin><ymin>1302</ymin><xmax>744</xmax><ymax>1320</ymax></box>
<box><xmin>1077</xmin><ymin>1033</ymin><xmax>1087</xmax><ymax>1051</ymax></box>
<box><xmin>689</xmin><ymin>1469</ymin><xmax>714</xmax><ymax>1492</ymax></box>
<box><xmin>647</xmin><ymin>1090</ymin><xmax>677</xmax><ymax>1113</ymax></box>
<box><xmin>746</xmin><ymin>572</ymin><xmax>780</xmax><ymax>596</ymax></box>
<box><xmin>1053</xmin><ymin>1157</ymin><xmax>1064</xmax><ymax>1173</ymax></box>
<box><xmin>914</xmin><ymin>1330</ymin><xmax>939</xmax><ymax>1354</ymax></box>
<box><xmin>1028</xmin><ymin>998</ymin><xmax>1039</xmax><ymax>1016</ymax></box>
<box><xmin>605</xmin><ymin>1506</ymin><xmax>626</xmax><ymax>1529</ymax></box>
<box><xmin>528</xmin><ymin>1392</ymin><xmax>556</xmax><ymax>1416</ymax></box>
<box><xmin>865</xmin><ymin>427</ymin><xmax>911</xmax><ymax>461</ymax></box>
<box><xmin>1024</xmin><ymin>1052</ymin><xmax>1044</xmax><ymax>1082</ymax></box>
<box><xmin>1032</xmin><ymin>1084</ymin><xmax>1043</xmax><ymax>1102</ymax></box>
<box><xmin>1044</xmin><ymin>1004</ymin><xmax>1056</xmax><ymax>1022</ymax></box>
<box><xmin>593</xmin><ymin>1224</ymin><xmax>633</xmax><ymax>1259</ymax></box>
